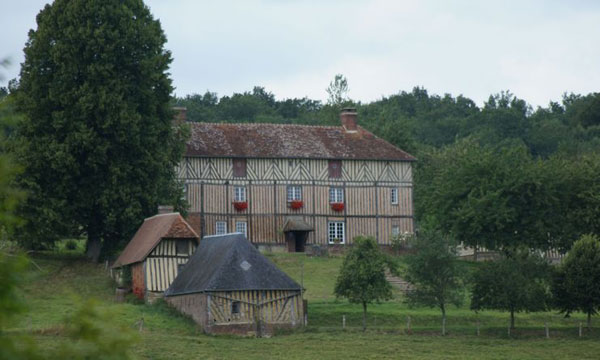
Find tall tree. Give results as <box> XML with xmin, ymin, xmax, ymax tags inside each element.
<box><xmin>552</xmin><ymin>234</ymin><xmax>600</xmax><ymax>328</ymax></box>
<box><xmin>334</xmin><ymin>236</ymin><xmax>397</xmax><ymax>331</ymax></box>
<box><xmin>14</xmin><ymin>0</ymin><xmax>184</xmax><ymax>260</ymax></box>
<box><xmin>404</xmin><ymin>228</ymin><xmax>465</xmax><ymax>335</ymax></box>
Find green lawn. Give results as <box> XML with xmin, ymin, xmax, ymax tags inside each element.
<box><xmin>15</xmin><ymin>243</ymin><xmax>600</xmax><ymax>359</ymax></box>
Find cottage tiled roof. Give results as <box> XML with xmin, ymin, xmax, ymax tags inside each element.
<box><xmin>185</xmin><ymin>122</ymin><xmax>415</xmax><ymax>161</ymax></box>
<box><xmin>112</xmin><ymin>213</ymin><xmax>199</xmax><ymax>268</ymax></box>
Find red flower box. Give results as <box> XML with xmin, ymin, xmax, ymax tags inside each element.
<box><xmin>233</xmin><ymin>201</ymin><xmax>248</xmax><ymax>211</ymax></box>
<box><xmin>331</xmin><ymin>202</ymin><xmax>344</xmax><ymax>212</ymax></box>
<box><xmin>289</xmin><ymin>200</ymin><xmax>304</xmax><ymax>210</ymax></box>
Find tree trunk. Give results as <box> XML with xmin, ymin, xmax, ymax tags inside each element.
<box><xmin>441</xmin><ymin>305</ymin><xmax>446</xmax><ymax>336</ymax></box>
<box><xmin>588</xmin><ymin>312</ymin><xmax>592</xmax><ymax>330</ymax></box>
<box><xmin>362</xmin><ymin>302</ymin><xmax>367</xmax><ymax>332</ymax></box>
<box><xmin>510</xmin><ymin>309</ymin><xmax>515</xmax><ymax>330</ymax></box>
<box><xmin>86</xmin><ymin>231</ymin><xmax>102</xmax><ymax>263</ymax></box>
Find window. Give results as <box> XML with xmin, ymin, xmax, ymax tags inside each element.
<box><xmin>391</xmin><ymin>188</ymin><xmax>399</xmax><ymax>205</ymax></box>
<box><xmin>329</xmin><ymin>187</ymin><xmax>344</xmax><ymax>203</ymax></box>
<box><xmin>176</xmin><ymin>239</ymin><xmax>188</xmax><ymax>255</ymax></box>
<box><xmin>236</xmin><ymin>221</ymin><xmax>247</xmax><ymax>237</ymax></box>
<box><xmin>328</xmin><ymin>221</ymin><xmax>345</xmax><ymax>244</ymax></box>
<box><xmin>392</xmin><ymin>225</ymin><xmax>400</xmax><ymax>237</ymax></box>
<box><xmin>177</xmin><ymin>263</ymin><xmax>186</xmax><ymax>274</ymax></box>
<box><xmin>287</xmin><ymin>186</ymin><xmax>302</xmax><ymax>202</ymax></box>
<box><xmin>233</xmin><ymin>158</ymin><xmax>247</xmax><ymax>177</ymax></box>
<box><xmin>231</xmin><ymin>301</ymin><xmax>241</xmax><ymax>314</ymax></box>
<box><xmin>181</xmin><ymin>183</ymin><xmax>188</xmax><ymax>202</ymax></box>
<box><xmin>328</xmin><ymin>160</ymin><xmax>342</xmax><ymax>178</ymax></box>
<box><xmin>216</xmin><ymin>221</ymin><xmax>227</xmax><ymax>235</ymax></box>
<box><xmin>234</xmin><ymin>186</ymin><xmax>246</xmax><ymax>202</ymax></box>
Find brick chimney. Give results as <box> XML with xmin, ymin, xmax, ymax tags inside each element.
<box><xmin>340</xmin><ymin>108</ymin><xmax>358</xmax><ymax>132</ymax></box>
<box><xmin>172</xmin><ymin>106</ymin><xmax>187</xmax><ymax>124</ymax></box>
<box><xmin>157</xmin><ymin>205</ymin><xmax>174</xmax><ymax>215</ymax></box>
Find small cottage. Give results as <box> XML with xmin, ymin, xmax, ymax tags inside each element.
<box><xmin>165</xmin><ymin>233</ymin><xmax>304</xmax><ymax>336</ymax></box>
<box><xmin>112</xmin><ymin>209</ymin><xmax>199</xmax><ymax>301</ymax></box>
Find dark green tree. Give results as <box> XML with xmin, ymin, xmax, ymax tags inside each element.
<box><xmin>14</xmin><ymin>0</ymin><xmax>185</xmax><ymax>260</ymax></box>
<box><xmin>471</xmin><ymin>251</ymin><xmax>551</xmax><ymax>329</ymax></box>
<box><xmin>334</xmin><ymin>236</ymin><xmax>397</xmax><ymax>331</ymax></box>
<box><xmin>416</xmin><ymin>139</ymin><xmax>559</xmax><ymax>253</ymax></box>
<box><xmin>552</xmin><ymin>234</ymin><xmax>600</xmax><ymax>328</ymax></box>
<box><xmin>404</xmin><ymin>228</ymin><xmax>465</xmax><ymax>335</ymax></box>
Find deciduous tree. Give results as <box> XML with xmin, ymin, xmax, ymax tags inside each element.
<box><xmin>14</xmin><ymin>0</ymin><xmax>185</xmax><ymax>260</ymax></box>
<box><xmin>334</xmin><ymin>236</ymin><xmax>397</xmax><ymax>331</ymax></box>
<box><xmin>404</xmin><ymin>228</ymin><xmax>465</xmax><ymax>335</ymax></box>
<box><xmin>471</xmin><ymin>251</ymin><xmax>551</xmax><ymax>329</ymax></box>
<box><xmin>552</xmin><ymin>234</ymin><xmax>600</xmax><ymax>328</ymax></box>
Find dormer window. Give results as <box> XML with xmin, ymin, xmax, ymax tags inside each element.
<box><xmin>328</xmin><ymin>160</ymin><xmax>342</xmax><ymax>179</ymax></box>
<box><xmin>233</xmin><ymin>158</ymin><xmax>247</xmax><ymax>178</ymax></box>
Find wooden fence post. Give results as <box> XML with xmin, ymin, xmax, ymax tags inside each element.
<box><xmin>545</xmin><ymin>322</ymin><xmax>549</xmax><ymax>339</ymax></box>
<box><xmin>139</xmin><ymin>317</ymin><xmax>144</xmax><ymax>332</ymax></box>
<box><xmin>476</xmin><ymin>320</ymin><xmax>480</xmax><ymax>336</ymax></box>
<box><xmin>406</xmin><ymin>315</ymin><xmax>411</xmax><ymax>334</ymax></box>
<box><xmin>579</xmin><ymin>322</ymin><xmax>583</xmax><ymax>337</ymax></box>
<box><xmin>343</xmin><ymin>315</ymin><xmax>346</xmax><ymax>329</ymax></box>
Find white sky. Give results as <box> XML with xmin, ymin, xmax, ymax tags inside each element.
<box><xmin>1</xmin><ymin>0</ymin><xmax>599</xmax><ymax>107</ymax></box>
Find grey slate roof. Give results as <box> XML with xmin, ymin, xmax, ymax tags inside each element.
<box><xmin>165</xmin><ymin>233</ymin><xmax>302</xmax><ymax>296</ymax></box>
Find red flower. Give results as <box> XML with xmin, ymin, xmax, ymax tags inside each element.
<box><xmin>331</xmin><ymin>202</ymin><xmax>344</xmax><ymax>212</ymax></box>
<box><xmin>289</xmin><ymin>200</ymin><xmax>303</xmax><ymax>210</ymax></box>
<box><xmin>233</xmin><ymin>201</ymin><xmax>248</xmax><ymax>211</ymax></box>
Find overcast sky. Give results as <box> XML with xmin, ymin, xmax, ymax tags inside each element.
<box><xmin>1</xmin><ymin>0</ymin><xmax>599</xmax><ymax>107</ymax></box>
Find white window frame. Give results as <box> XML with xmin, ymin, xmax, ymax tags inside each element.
<box><xmin>328</xmin><ymin>221</ymin><xmax>345</xmax><ymax>244</ymax></box>
<box><xmin>392</xmin><ymin>225</ymin><xmax>400</xmax><ymax>237</ymax></box>
<box><xmin>234</xmin><ymin>186</ymin><xmax>246</xmax><ymax>202</ymax></box>
<box><xmin>329</xmin><ymin>187</ymin><xmax>344</xmax><ymax>203</ymax></box>
<box><xmin>287</xmin><ymin>186</ymin><xmax>302</xmax><ymax>202</ymax></box>
<box><xmin>236</xmin><ymin>221</ymin><xmax>247</xmax><ymax>237</ymax></box>
<box><xmin>216</xmin><ymin>221</ymin><xmax>227</xmax><ymax>235</ymax></box>
<box><xmin>391</xmin><ymin>188</ymin><xmax>399</xmax><ymax>205</ymax></box>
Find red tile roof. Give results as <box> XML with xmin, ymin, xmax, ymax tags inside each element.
<box><xmin>185</xmin><ymin>123</ymin><xmax>415</xmax><ymax>161</ymax></box>
<box><xmin>112</xmin><ymin>213</ymin><xmax>199</xmax><ymax>268</ymax></box>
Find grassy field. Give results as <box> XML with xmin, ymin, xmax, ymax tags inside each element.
<box><xmin>16</xmin><ymin>242</ymin><xmax>600</xmax><ymax>359</ymax></box>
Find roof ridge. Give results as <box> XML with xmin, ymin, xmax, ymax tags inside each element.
<box><xmin>188</xmin><ymin>121</ymin><xmax>341</xmax><ymax>130</ymax></box>
<box><xmin>144</xmin><ymin>212</ymin><xmax>180</xmax><ymax>221</ymax></box>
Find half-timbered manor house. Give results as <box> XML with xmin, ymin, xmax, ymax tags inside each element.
<box><xmin>165</xmin><ymin>233</ymin><xmax>304</xmax><ymax>336</ymax></box>
<box><xmin>178</xmin><ymin>108</ymin><xmax>415</xmax><ymax>251</ymax></box>
<box><xmin>112</xmin><ymin>209</ymin><xmax>199</xmax><ymax>301</ymax></box>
